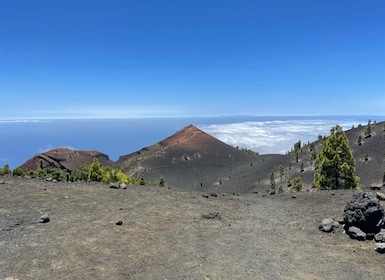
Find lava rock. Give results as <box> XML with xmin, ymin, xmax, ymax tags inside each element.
<box><xmin>343</xmin><ymin>191</ymin><xmax>385</xmax><ymax>234</ymax></box>
<box><xmin>347</xmin><ymin>226</ymin><xmax>366</xmax><ymax>241</ymax></box>
<box><xmin>319</xmin><ymin>218</ymin><xmax>339</xmax><ymax>233</ymax></box>
<box><xmin>39</xmin><ymin>214</ymin><xmax>50</xmax><ymax>223</ymax></box>
<box><xmin>374</xmin><ymin>243</ymin><xmax>385</xmax><ymax>253</ymax></box>
<box><xmin>376</xmin><ymin>192</ymin><xmax>385</xmax><ymax>201</ymax></box>
<box><xmin>202</xmin><ymin>212</ymin><xmax>222</xmax><ymax>220</ymax></box>
<box><xmin>374</xmin><ymin>229</ymin><xmax>385</xmax><ymax>243</ymax></box>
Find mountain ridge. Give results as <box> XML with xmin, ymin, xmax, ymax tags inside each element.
<box><xmin>18</xmin><ymin>122</ymin><xmax>385</xmax><ymax>193</ymax></box>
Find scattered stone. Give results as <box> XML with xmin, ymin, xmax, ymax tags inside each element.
<box><xmin>374</xmin><ymin>243</ymin><xmax>385</xmax><ymax>253</ymax></box>
<box><xmin>319</xmin><ymin>218</ymin><xmax>340</xmax><ymax>233</ymax></box>
<box><xmin>109</xmin><ymin>184</ymin><xmax>120</xmax><ymax>189</ymax></box>
<box><xmin>45</xmin><ymin>177</ymin><xmax>53</xmax><ymax>182</ymax></box>
<box><xmin>370</xmin><ymin>185</ymin><xmax>381</xmax><ymax>190</ymax></box>
<box><xmin>116</xmin><ymin>220</ymin><xmax>123</xmax><ymax>225</ymax></box>
<box><xmin>343</xmin><ymin>191</ymin><xmax>385</xmax><ymax>234</ymax></box>
<box><xmin>210</xmin><ymin>192</ymin><xmax>217</xmax><ymax>197</ymax></box>
<box><xmin>374</xmin><ymin>229</ymin><xmax>385</xmax><ymax>243</ymax></box>
<box><xmin>0</xmin><ymin>179</ymin><xmax>5</xmax><ymax>184</ymax></box>
<box><xmin>120</xmin><ymin>183</ymin><xmax>127</xmax><ymax>189</ymax></box>
<box><xmin>376</xmin><ymin>192</ymin><xmax>385</xmax><ymax>201</ymax></box>
<box><xmin>347</xmin><ymin>226</ymin><xmax>366</xmax><ymax>241</ymax></box>
<box><xmin>39</xmin><ymin>214</ymin><xmax>50</xmax><ymax>223</ymax></box>
<box><xmin>202</xmin><ymin>212</ymin><xmax>222</xmax><ymax>220</ymax></box>
<box><xmin>202</xmin><ymin>194</ymin><xmax>209</xmax><ymax>198</ymax></box>
<box><xmin>291</xmin><ymin>195</ymin><xmax>297</xmax><ymax>199</ymax></box>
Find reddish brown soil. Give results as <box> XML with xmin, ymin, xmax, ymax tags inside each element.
<box><xmin>1</xmin><ymin>177</ymin><xmax>384</xmax><ymax>280</ymax></box>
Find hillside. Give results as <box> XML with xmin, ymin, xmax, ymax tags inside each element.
<box><xmin>18</xmin><ymin>121</ymin><xmax>385</xmax><ymax>194</ymax></box>
<box><xmin>20</xmin><ymin>148</ymin><xmax>113</xmax><ymax>172</ymax></box>
<box><xmin>116</xmin><ymin>124</ymin><xmax>256</xmax><ymax>192</ymax></box>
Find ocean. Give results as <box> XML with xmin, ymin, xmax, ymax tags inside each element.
<box><xmin>0</xmin><ymin>115</ymin><xmax>381</xmax><ymax>169</ymax></box>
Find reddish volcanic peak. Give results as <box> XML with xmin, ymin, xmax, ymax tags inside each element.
<box><xmin>20</xmin><ymin>148</ymin><xmax>112</xmax><ymax>172</ymax></box>
<box><xmin>161</xmin><ymin>124</ymin><xmax>222</xmax><ymax>147</ymax></box>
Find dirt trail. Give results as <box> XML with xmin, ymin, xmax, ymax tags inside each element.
<box><xmin>1</xmin><ymin>178</ymin><xmax>384</xmax><ymax>279</ymax></box>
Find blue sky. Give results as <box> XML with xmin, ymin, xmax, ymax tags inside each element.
<box><xmin>1</xmin><ymin>0</ymin><xmax>384</xmax><ymax>119</ymax></box>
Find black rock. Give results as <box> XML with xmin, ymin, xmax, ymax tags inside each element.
<box><xmin>343</xmin><ymin>191</ymin><xmax>385</xmax><ymax>234</ymax></box>
<box><xmin>202</xmin><ymin>212</ymin><xmax>222</xmax><ymax>220</ymax></box>
<box><xmin>374</xmin><ymin>229</ymin><xmax>385</xmax><ymax>243</ymax></box>
<box><xmin>376</xmin><ymin>192</ymin><xmax>385</xmax><ymax>201</ymax></box>
<box><xmin>116</xmin><ymin>220</ymin><xmax>123</xmax><ymax>225</ymax></box>
<box><xmin>39</xmin><ymin>214</ymin><xmax>50</xmax><ymax>223</ymax></box>
<box><xmin>374</xmin><ymin>243</ymin><xmax>385</xmax><ymax>253</ymax></box>
<box><xmin>347</xmin><ymin>226</ymin><xmax>366</xmax><ymax>241</ymax></box>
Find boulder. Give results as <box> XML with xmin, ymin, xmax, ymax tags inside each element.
<box><xmin>370</xmin><ymin>185</ymin><xmax>381</xmax><ymax>190</ymax></box>
<box><xmin>376</xmin><ymin>192</ymin><xmax>385</xmax><ymax>201</ymax></box>
<box><xmin>374</xmin><ymin>229</ymin><xmax>385</xmax><ymax>243</ymax></box>
<box><xmin>343</xmin><ymin>191</ymin><xmax>384</xmax><ymax>234</ymax></box>
<box><xmin>120</xmin><ymin>183</ymin><xmax>127</xmax><ymax>189</ymax></box>
<box><xmin>374</xmin><ymin>243</ymin><xmax>385</xmax><ymax>253</ymax></box>
<box><xmin>39</xmin><ymin>214</ymin><xmax>50</xmax><ymax>223</ymax></box>
<box><xmin>347</xmin><ymin>226</ymin><xmax>366</xmax><ymax>241</ymax></box>
<box><xmin>319</xmin><ymin>218</ymin><xmax>339</xmax><ymax>233</ymax></box>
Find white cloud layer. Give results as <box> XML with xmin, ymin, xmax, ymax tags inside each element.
<box><xmin>199</xmin><ymin>119</ymin><xmax>364</xmax><ymax>154</ymax></box>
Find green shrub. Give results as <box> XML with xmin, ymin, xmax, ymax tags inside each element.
<box><xmin>12</xmin><ymin>167</ymin><xmax>25</xmax><ymax>177</ymax></box>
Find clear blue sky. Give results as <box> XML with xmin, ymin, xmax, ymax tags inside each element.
<box><xmin>1</xmin><ymin>0</ymin><xmax>384</xmax><ymax>119</ymax></box>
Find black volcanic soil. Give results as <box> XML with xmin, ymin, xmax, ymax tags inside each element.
<box><xmin>1</xmin><ymin>177</ymin><xmax>384</xmax><ymax>279</ymax></box>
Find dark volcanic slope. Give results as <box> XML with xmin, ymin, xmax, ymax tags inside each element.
<box><xmin>20</xmin><ymin>148</ymin><xmax>113</xmax><ymax>172</ymax></box>
<box><xmin>116</xmin><ymin>125</ymin><xmax>258</xmax><ymax>192</ymax></box>
<box><xmin>17</xmin><ymin>120</ymin><xmax>385</xmax><ymax>193</ymax></box>
<box><xmin>264</xmin><ymin>120</ymin><xmax>385</xmax><ymax>192</ymax></box>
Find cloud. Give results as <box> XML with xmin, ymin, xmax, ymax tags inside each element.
<box><xmin>38</xmin><ymin>145</ymin><xmax>78</xmax><ymax>153</ymax></box>
<box><xmin>0</xmin><ymin>119</ymin><xmax>50</xmax><ymax>123</ymax></box>
<box><xmin>198</xmin><ymin>119</ymin><xmax>363</xmax><ymax>154</ymax></box>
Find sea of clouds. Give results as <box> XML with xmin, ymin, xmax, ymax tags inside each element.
<box><xmin>199</xmin><ymin>118</ymin><xmax>368</xmax><ymax>154</ymax></box>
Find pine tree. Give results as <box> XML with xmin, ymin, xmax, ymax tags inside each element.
<box><xmin>139</xmin><ymin>175</ymin><xmax>146</xmax><ymax>186</ymax></box>
<box><xmin>159</xmin><ymin>175</ymin><xmax>166</xmax><ymax>187</ymax></box>
<box><xmin>365</xmin><ymin>119</ymin><xmax>372</xmax><ymax>137</ymax></box>
<box><xmin>357</xmin><ymin>135</ymin><xmax>362</xmax><ymax>145</ymax></box>
<box><xmin>313</xmin><ymin>125</ymin><xmax>360</xmax><ymax>190</ymax></box>
<box><xmin>300</xmin><ymin>161</ymin><xmax>304</xmax><ymax>172</ymax></box>
<box><xmin>88</xmin><ymin>158</ymin><xmax>104</xmax><ymax>182</ymax></box>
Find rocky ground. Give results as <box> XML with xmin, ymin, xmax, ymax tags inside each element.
<box><xmin>1</xmin><ymin>177</ymin><xmax>384</xmax><ymax>280</ymax></box>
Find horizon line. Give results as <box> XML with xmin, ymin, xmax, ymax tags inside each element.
<box><xmin>1</xmin><ymin>114</ymin><xmax>384</xmax><ymax>121</ymax></box>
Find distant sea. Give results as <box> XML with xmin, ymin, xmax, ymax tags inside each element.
<box><xmin>0</xmin><ymin>116</ymin><xmax>382</xmax><ymax>169</ymax></box>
